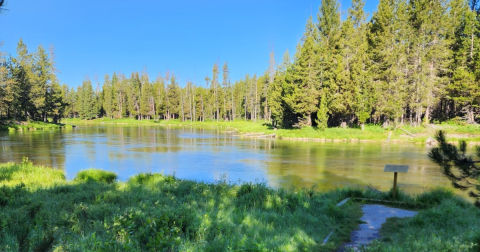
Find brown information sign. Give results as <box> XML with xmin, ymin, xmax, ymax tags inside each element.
<box><xmin>384</xmin><ymin>165</ymin><xmax>409</xmax><ymax>173</ymax></box>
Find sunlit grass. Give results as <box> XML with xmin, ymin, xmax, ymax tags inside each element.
<box><xmin>2</xmin><ymin>162</ymin><xmax>478</xmax><ymax>251</ymax></box>
<box><xmin>0</xmin><ymin>119</ymin><xmax>72</xmax><ymax>131</ymax></box>
<box><xmin>0</xmin><ymin>162</ymin><xmax>363</xmax><ymax>251</ymax></box>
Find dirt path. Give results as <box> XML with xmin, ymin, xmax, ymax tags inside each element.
<box><xmin>340</xmin><ymin>204</ymin><xmax>417</xmax><ymax>251</ymax></box>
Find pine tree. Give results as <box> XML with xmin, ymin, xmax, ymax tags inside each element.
<box><xmin>48</xmin><ymin>78</ymin><xmax>64</xmax><ymax>123</ymax></box>
<box><xmin>12</xmin><ymin>39</ymin><xmax>33</xmax><ymax>119</ymax></box>
<box><xmin>316</xmin><ymin>91</ymin><xmax>328</xmax><ymax>130</ymax></box>
<box><xmin>0</xmin><ymin>45</ymin><xmax>15</xmax><ymax>118</ymax></box>
<box><xmin>369</xmin><ymin>0</ymin><xmax>409</xmax><ymax>124</ymax></box>
<box><xmin>448</xmin><ymin>2</ymin><xmax>480</xmax><ymax>124</ymax></box>
<box><xmin>166</xmin><ymin>74</ymin><xmax>180</xmax><ymax>119</ymax></box>
<box><xmin>127</xmin><ymin>72</ymin><xmax>141</xmax><ymax>119</ymax></box>
<box><xmin>317</xmin><ymin>0</ymin><xmax>342</xmax><ymax>125</ymax></box>
<box><xmin>284</xmin><ymin>17</ymin><xmax>320</xmax><ymax>127</ymax></box>
<box><xmin>349</xmin><ymin>0</ymin><xmax>373</xmax><ymax>130</ymax></box>
<box><xmin>102</xmin><ymin>74</ymin><xmax>114</xmax><ymax>119</ymax></box>
<box><xmin>153</xmin><ymin>74</ymin><xmax>166</xmax><ymax>120</ymax></box>
<box><xmin>429</xmin><ymin>130</ymin><xmax>480</xmax><ymax>207</ymax></box>
<box><xmin>212</xmin><ymin>63</ymin><xmax>220</xmax><ymax>121</ymax></box>
<box><xmin>222</xmin><ymin>62</ymin><xmax>230</xmax><ymax>120</ymax></box>
<box><xmin>408</xmin><ymin>0</ymin><xmax>451</xmax><ymax>125</ymax></box>
<box><xmin>79</xmin><ymin>78</ymin><xmax>97</xmax><ymax>119</ymax></box>
<box><xmin>140</xmin><ymin>70</ymin><xmax>152</xmax><ymax>120</ymax></box>
<box><xmin>268</xmin><ymin>50</ymin><xmax>290</xmax><ymax>127</ymax></box>
<box><xmin>30</xmin><ymin>45</ymin><xmax>52</xmax><ymax>122</ymax></box>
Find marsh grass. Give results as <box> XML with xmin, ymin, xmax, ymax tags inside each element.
<box><xmin>0</xmin><ymin>163</ymin><xmax>363</xmax><ymax>251</ymax></box>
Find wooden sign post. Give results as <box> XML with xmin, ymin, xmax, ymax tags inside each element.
<box><xmin>383</xmin><ymin>165</ymin><xmax>409</xmax><ymax>200</ymax></box>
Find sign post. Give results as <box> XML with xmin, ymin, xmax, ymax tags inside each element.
<box><xmin>383</xmin><ymin>165</ymin><xmax>409</xmax><ymax>200</ymax></box>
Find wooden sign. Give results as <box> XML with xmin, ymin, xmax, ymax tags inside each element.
<box><xmin>383</xmin><ymin>165</ymin><xmax>409</xmax><ymax>200</ymax></box>
<box><xmin>384</xmin><ymin>165</ymin><xmax>409</xmax><ymax>173</ymax></box>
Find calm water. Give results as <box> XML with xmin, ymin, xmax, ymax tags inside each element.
<box><xmin>0</xmin><ymin>125</ymin><xmax>451</xmax><ymax>194</ymax></box>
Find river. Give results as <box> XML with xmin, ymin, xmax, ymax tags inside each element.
<box><xmin>0</xmin><ymin>125</ymin><xmax>451</xmax><ymax>194</ymax></box>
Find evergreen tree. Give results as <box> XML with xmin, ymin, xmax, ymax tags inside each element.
<box><xmin>127</xmin><ymin>72</ymin><xmax>141</xmax><ymax>119</ymax></box>
<box><xmin>102</xmin><ymin>74</ymin><xmax>114</xmax><ymax>119</ymax></box>
<box><xmin>369</xmin><ymin>0</ymin><xmax>409</xmax><ymax>124</ymax></box>
<box><xmin>408</xmin><ymin>0</ymin><xmax>451</xmax><ymax>125</ymax></box>
<box><xmin>30</xmin><ymin>45</ymin><xmax>52</xmax><ymax>122</ymax></box>
<box><xmin>222</xmin><ymin>62</ymin><xmax>230</xmax><ymax>120</ymax></box>
<box><xmin>284</xmin><ymin>17</ymin><xmax>320</xmax><ymax>127</ymax></box>
<box><xmin>316</xmin><ymin>91</ymin><xmax>328</xmax><ymax>130</ymax></box>
<box><xmin>0</xmin><ymin>46</ymin><xmax>15</xmax><ymax>118</ymax></box>
<box><xmin>317</xmin><ymin>0</ymin><xmax>342</xmax><ymax>124</ymax></box>
<box><xmin>268</xmin><ymin>50</ymin><xmax>290</xmax><ymax>127</ymax></box>
<box><xmin>78</xmin><ymin>78</ymin><xmax>97</xmax><ymax>119</ymax></box>
<box><xmin>166</xmin><ymin>74</ymin><xmax>180</xmax><ymax>119</ymax></box>
<box><xmin>12</xmin><ymin>39</ymin><xmax>33</xmax><ymax>119</ymax></box>
<box><xmin>140</xmin><ymin>70</ymin><xmax>153</xmax><ymax>120</ymax></box>
<box><xmin>448</xmin><ymin>2</ymin><xmax>480</xmax><ymax>123</ymax></box>
<box><xmin>429</xmin><ymin>130</ymin><xmax>480</xmax><ymax>207</ymax></box>
<box><xmin>48</xmin><ymin>79</ymin><xmax>64</xmax><ymax>123</ymax></box>
<box><xmin>212</xmin><ymin>63</ymin><xmax>220</xmax><ymax>121</ymax></box>
<box><xmin>153</xmin><ymin>74</ymin><xmax>166</xmax><ymax>120</ymax></box>
<box><xmin>349</xmin><ymin>0</ymin><xmax>373</xmax><ymax>130</ymax></box>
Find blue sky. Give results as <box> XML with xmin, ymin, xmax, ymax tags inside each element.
<box><xmin>1</xmin><ymin>0</ymin><xmax>379</xmax><ymax>88</ymax></box>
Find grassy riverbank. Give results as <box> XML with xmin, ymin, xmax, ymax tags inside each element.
<box><xmin>0</xmin><ymin>120</ymin><xmax>72</xmax><ymax>131</ymax></box>
<box><xmin>0</xmin><ymin>162</ymin><xmax>362</xmax><ymax>251</ymax></box>
<box><xmin>1</xmin><ymin>162</ymin><xmax>479</xmax><ymax>251</ymax></box>
<box><xmin>63</xmin><ymin>117</ymin><xmax>480</xmax><ymax>143</ymax></box>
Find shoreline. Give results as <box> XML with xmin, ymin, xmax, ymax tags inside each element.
<box><xmin>3</xmin><ymin>118</ymin><xmax>480</xmax><ymax>144</ymax></box>
<box><xmin>63</xmin><ymin>118</ymin><xmax>480</xmax><ymax>144</ymax></box>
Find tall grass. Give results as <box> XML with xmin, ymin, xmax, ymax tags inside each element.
<box><xmin>2</xmin><ymin>162</ymin><xmax>477</xmax><ymax>251</ymax></box>
<box><xmin>0</xmin><ymin>163</ymin><xmax>363</xmax><ymax>251</ymax></box>
<box><xmin>364</xmin><ymin>193</ymin><xmax>480</xmax><ymax>251</ymax></box>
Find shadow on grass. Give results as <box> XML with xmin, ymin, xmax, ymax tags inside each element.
<box><xmin>0</xmin><ymin>166</ymin><xmax>364</xmax><ymax>252</ymax></box>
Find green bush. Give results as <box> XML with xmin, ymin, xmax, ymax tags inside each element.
<box><xmin>75</xmin><ymin>169</ymin><xmax>117</xmax><ymax>184</ymax></box>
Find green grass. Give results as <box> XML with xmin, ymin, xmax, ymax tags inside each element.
<box><xmin>2</xmin><ymin>162</ymin><xmax>478</xmax><ymax>251</ymax></box>
<box><xmin>0</xmin><ymin>162</ymin><xmax>363</xmax><ymax>251</ymax></box>
<box><xmin>0</xmin><ymin>119</ymin><xmax>72</xmax><ymax>131</ymax></box>
<box><xmin>62</xmin><ymin>117</ymin><xmax>480</xmax><ymax>143</ymax></box>
<box><xmin>364</xmin><ymin>190</ymin><xmax>480</xmax><ymax>251</ymax></box>
<box><xmin>75</xmin><ymin>169</ymin><xmax>118</xmax><ymax>184</ymax></box>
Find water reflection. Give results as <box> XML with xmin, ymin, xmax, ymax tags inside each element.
<box><xmin>0</xmin><ymin>125</ymin><xmax>452</xmax><ymax>196</ymax></box>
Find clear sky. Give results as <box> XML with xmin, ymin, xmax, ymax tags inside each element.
<box><xmin>0</xmin><ymin>0</ymin><xmax>379</xmax><ymax>88</ymax></box>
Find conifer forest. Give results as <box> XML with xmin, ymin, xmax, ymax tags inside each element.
<box><xmin>1</xmin><ymin>0</ymin><xmax>480</xmax><ymax>129</ymax></box>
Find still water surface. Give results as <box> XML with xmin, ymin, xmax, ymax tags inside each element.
<box><xmin>0</xmin><ymin>125</ymin><xmax>451</xmax><ymax>194</ymax></box>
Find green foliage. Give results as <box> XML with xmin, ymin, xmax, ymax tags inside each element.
<box><xmin>365</xmin><ymin>198</ymin><xmax>479</xmax><ymax>251</ymax></box>
<box><xmin>316</xmin><ymin>92</ymin><xmax>329</xmax><ymax>130</ymax></box>
<box><xmin>75</xmin><ymin>169</ymin><xmax>117</xmax><ymax>184</ymax></box>
<box><xmin>429</xmin><ymin>130</ymin><xmax>480</xmax><ymax>206</ymax></box>
<box><xmin>2</xmin><ymin>162</ymin><xmax>479</xmax><ymax>251</ymax></box>
<box><xmin>0</xmin><ymin>162</ymin><xmax>364</xmax><ymax>251</ymax></box>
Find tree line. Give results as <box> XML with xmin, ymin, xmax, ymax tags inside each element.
<box><xmin>268</xmin><ymin>0</ymin><xmax>480</xmax><ymax>129</ymax></box>
<box><xmin>1</xmin><ymin>0</ymin><xmax>480</xmax><ymax>129</ymax></box>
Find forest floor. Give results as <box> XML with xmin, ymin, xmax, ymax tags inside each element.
<box><xmin>0</xmin><ymin>162</ymin><xmax>479</xmax><ymax>251</ymax></box>
<box><xmin>63</xmin><ymin>117</ymin><xmax>480</xmax><ymax>144</ymax></box>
